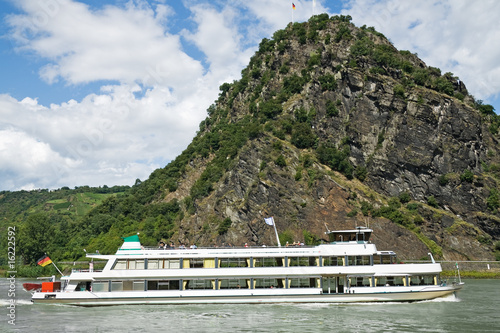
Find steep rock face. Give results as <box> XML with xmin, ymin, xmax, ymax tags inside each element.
<box><xmin>159</xmin><ymin>15</ymin><xmax>499</xmax><ymax>260</ymax></box>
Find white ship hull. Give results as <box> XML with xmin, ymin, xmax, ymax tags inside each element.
<box><xmin>32</xmin><ymin>283</ymin><xmax>463</xmax><ymax>306</ymax></box>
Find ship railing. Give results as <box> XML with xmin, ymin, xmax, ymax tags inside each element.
<box><xmin>142</xmin><ymin>245</ymin><xmax>314</xmax><ymax>250</ymax></box>
<box><xmin>71</xmin><ymin>269</ymin><xmax>103</xmax><ymax>273</ymax></box>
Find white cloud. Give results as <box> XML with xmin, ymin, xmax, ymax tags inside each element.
<box><xmin>343</xmin><ymin>0</ymin><xmax>500</xmax><ymax>101</ymax></box>
<box><xmin>7</xmin><ymin>0</ymin><xmax>203</xmax><ymax>87</ymax></box>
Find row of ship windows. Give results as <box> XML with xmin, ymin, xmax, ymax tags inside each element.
<box><xmin>83</xmin><ymin>275</ymin><xmax>437</xmax><ymax>293</ymax></box>
<box><xmin>112</xmin><ymin>255</ymin><xmax>397</xmax><ymax>270</ymax></box>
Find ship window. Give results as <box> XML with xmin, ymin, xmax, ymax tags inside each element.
<box><xmin>409</xmin><ymin>275</ymin><xmax>435</xmax><ymax>286</ymax></box>
<box><xmin>382</xmin><ymin>276</ymin><xmax>405</xmax><ymax>286</ymax></box>
<box><xmin>349</xmin><ymin>276</ymin><xmax>371</xmax><ymax>287</ymax></box>
<box><xmin>348</xmin><ymin>256</ymin><xmax>371</xmax><ymax>266</ymax></box>
<box><xmin>111</xmin><ymin>281</ymin><xmax>123</xmax><ymax>291</ymax></box>
<box><xmin>113</xmin><ymin>260</ymin><xmax>127</xmax><ymax>270</ymax></box>
<box><xmin>219</xmin><ymin>279</ymin><xmax>248</xmax><ymax>289</ymax></box>
<box><xmin>122</xmin><ymin>281</ymin><xmax>133</xmax><ymax>290</ymax></box>
<box><xmin>219</xmin><ymin>258</ymin><xmax>249</xmax><ymax>268</ymax></box>
<box><xmin>133</xmin><ymin>281</ymin><xmax>145</xmax><ymax>291</ymax></box>
<box><xmin>254</xmin><ymin>278</ymin><xmax>283</xmax><ymax>289</ymax></box>
<box><xmin>289</xmin><ymin>278</ymin><xmax>317</xmax><ymax>288</ymax></box>
<box><xmin>376</xmin><ymin>277</ymin><xmax>387</xmax><ymax>286</ymax></box>
<box><xmin>159</xmin><ymin>280</ymin><xmax>180</xmax><ymax>290</ymax></box>
<box><xmin>146</xmin><ymin>280</ymin><xmax>180</xmax><ymax>290</ymax></box>
<box><xmin>189</xmin><ymin>258</ymin><xmax>204</xmax><ymax>268</ymax></box>
<box><xmin>164</xmin><ymin>259</ymin><xmax>180</xmax><ymax>269</ymax></box>
<box><xmin>127</xmin><ymin>259</ymin><xmax>145</xmax><ymax>270</ymax></box>
<box><xmin>323</xmin><ymin>256</ymin><xmax>340</xmax><ymax>266</ymax></box>
<box><xmin>184</xmin><ymin>279</ymin><xmax>213</xmax><ymax>290</ymax></box>
<box><xmin>254</xmin><ymin>257</ymin><xmax>283</xmax><ymax>267</ymax></box>
<box><xmin>92</xmin><ymin>281</ymin><xmax>109</xmax><ymax>292</ymax></box>
<box><xmin>289</xmin><ymin>257</ymin><xmax>316</xmax><ymax>266</ymax></box>
<box><xmin>148</xmin><ymin>259</ymin><xmax>159</xmax><ymax>269</ymax></box>
<box><xmin>380</xmin><ymin>254</ymin><xmax>397</xmax><ymax>264</ymax></box>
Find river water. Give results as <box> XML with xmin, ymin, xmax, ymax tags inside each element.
<box><xmin>1</xmin><ymin>279</ymin><xmax>499</xmax><ymax>332</ymax></box>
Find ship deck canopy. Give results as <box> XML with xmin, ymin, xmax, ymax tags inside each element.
<box><xmin>326</xmin><ymin>227</ymin><xmax>372</xmax><ymax>243</ymax></box>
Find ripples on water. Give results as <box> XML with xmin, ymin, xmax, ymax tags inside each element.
<box><xmin>1</xmin><ymin>279</ymin><xmax>499</xmax><ymax>333</ymax></box>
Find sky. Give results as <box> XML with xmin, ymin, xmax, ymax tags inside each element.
<box><xmin>0</xmin><ymin>0</ymin><xmax>499</xmax><ymax>191</ymax></box>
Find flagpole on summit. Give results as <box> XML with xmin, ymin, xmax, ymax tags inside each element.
<box><xmin>264</xmin><ymin>217</ymin><xmax>281</xmax><ymax>247</ymax></box>
<box><xmin>291</xmin><ymin>3</ymin><xmax>296</xmax><ymax>23</ymax></box>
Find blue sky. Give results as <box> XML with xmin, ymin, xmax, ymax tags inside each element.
<box><xmin>0</xmin><ymin>0</ymin><xmax>499</xmax><ymax>191</ymax></box>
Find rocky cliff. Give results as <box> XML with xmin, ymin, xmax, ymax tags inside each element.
<box><xmin>143</xmin><ymin>15</ymin><xmax>500</xmax><ymax>260</ymax></box>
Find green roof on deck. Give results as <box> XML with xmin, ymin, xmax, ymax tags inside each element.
<box><xmin>121</xmin><ymin>234</ymin><xmax>140</xmax><ymax>243</ymax></box>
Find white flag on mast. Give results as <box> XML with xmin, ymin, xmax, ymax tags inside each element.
<box><xmin>264</xmin><ymin>217</ymin><xmax>275</xmax><ymax>226</ymax></box>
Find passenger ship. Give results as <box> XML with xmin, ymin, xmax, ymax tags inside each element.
<box><xmin>30</xmin><ymin>227</ymin><xmax>463</xmax><ymax>306</ymax></box>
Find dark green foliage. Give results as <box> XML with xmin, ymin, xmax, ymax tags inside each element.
<box><xmin>303</xmin><ymin>230</ymin><xmax>321</xmax><ymax>245</ymax></box>
<box><xmin>354</xmin><ymin>165</ymin><xmax>367</xmax><ymax>181</ymax></box>
<box><xmin>360</xmin><ymin>201</ymin><xmax>374</xmax><ymax>216</ymax></box>
<box><xmin>218</xmin><ymin>217</ymin><xmax>232</xmax><ymax>235</ymax></box>
<box><xmin>259</xmin><ymin>99</ymin><xmax>283</xmax><ymax>120</ymax></box>
<box><xmin>460</xmin><ymin>169</ymin><xmax>474</xmax><ymax>183</ymax></box>
<box><xmin>476</xmin><ymin>100</ymin><xmax>496</xmax><ymax>116</ymax></box>
<box><xmin>334</xmin><ymin>23</ymin><xmax>352</xmax><ymax>42</ymax></box>
<box><xmin>308</xmin><ymin>53</ymin><xmax>321</xmax><ymax>68</ymax></box>
<box><xmin>388</xmin><ymin>197</ymin><xmax>401</xmax><ymax>210</ymax></box>
<box><xmin>412</xmin><ymin>69</ymin><xmax>429</xmax><ymax>86</ymax></box>
<box><xmin>279</xmin><ymin>64</ymin><xmax>290</xmax><ymax>74</ymax></box>
<box><xmin>318</xmin><ymin>74</ymin><xmax>337</xmax><ymax>91</ymax></box>
<box><xmin>399</xmin><ymin>192</ymin><xmax>411</xmax><ymax>204</ymax></box>
<box><xmin>350</xmin><ymin>36</ymin><xmax>373</xmax><ymax>57</ymax></box>
<box><xmin>433</xmin><ymin>77</ymin><xmax>454</xmax><ymax>96</ymax></box>
<box><xmin>291</xmin><ymin>123</ymin><xmax>317</xmax><ymax>149</ymax></box>
<box><xmin>487</xmin><ymin>188</ymin><xmax>500</xmax><ymax>211</ymax></box>
<box><xmin>302</xmin><ymin>154</ymin><xmax>313</xmax><ymax>168</ymax></box>
<box><xmin>427</xmin><ymin>196</ymin><xmax>438</xmax><ymax>208</ymax></box>
<box><xmin>438</xmin><ymin>174</ymin><xmax>449</xmax><ymax>186</ymax></box>
<box><xmin>275</xmin><ymin>154</ymin><xmax>287</xmax><ymax>167</ymax></box>
<box><xmin>18</xmin><ymin>213</ymin><xmax>55</xmax><ymax>264</ymax></box>
<box><xmin>347</xmin><ymin>209</ymin><xmax>357</xmax><ymax>217</ymax></box>
<box><xmin>393</xmin><ymin>84</ymin><xmax>405</xmax><ymax>98</ymax></box>
<box><xmin>258</xmin><ymin>38</ymin><xmax>275</xmax><ymax>54</ymax></box>
<box><xmin>316</xmin><ymin>143</ymin><xmax>353</xmax><ymax>178</ymax></box>
<box><xmin>326</xmin><ymin>100</ymin><xmax>339</xmax><ymax>116</ymax></box>
<box><xmin>283</xmin><ymin>74</ymin><xmax>308</xmax><ymax>96</ymax></box>
<box><xmin>308</xmin><ymin>13</ymin><xmax>330</xmax><ymax>31</ymax></box>
<box><xmin>292</xmin><ymin>23</ymin><xmax>307</xmax><ymax>44</ymax></box>
<box><xmin>406</xmin><ymin>202</ymin><xmax>419</xmax><ymax>211</ymax></box>
<box><xmin>373</xmin><ymin>204</ymin><xmax>412</xmax><ymax>227</ymax></box>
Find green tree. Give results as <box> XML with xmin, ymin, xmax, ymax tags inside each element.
<box><xmin>275</xmin><ymin>155</ymin><xmax>287</xmax><ymax>167</ymax></box>
<box><xmin>18</xmin><ymin>213</ymin><xmax>55</xmax><ymax>265</ymax></box>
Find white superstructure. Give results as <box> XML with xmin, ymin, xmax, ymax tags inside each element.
<box><xmin>30</xmin><ymin>228</ymin><xmax>463</xmax><ymax>306</ymax></box>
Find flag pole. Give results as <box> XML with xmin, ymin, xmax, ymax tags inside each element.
<box><xmin>50</xmin><ymin>261</ymin><xmax>63</xmax><ymax>276</ymax></box>
<box><xmin>274</xmin><ymin>223</ymin><xmax>281</xmax><ymax>248</ymax></box>
<box><xmin>265</xmin><ymin>217</ymin><xmax>281</xmax><ymax>247</ymax></box>
<box><xmin>271</xmin><ymin>217</ymin><xmax>281</xmax><ymax>247</ymax></box>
